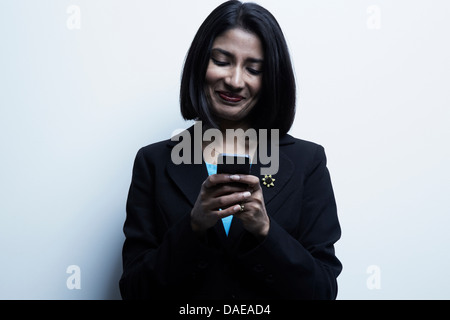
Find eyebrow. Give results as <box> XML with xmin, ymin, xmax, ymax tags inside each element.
<box><xmin>211</xmin><ymin>48</ymin><xmax>264</xmax><ymax>64</ymax></box>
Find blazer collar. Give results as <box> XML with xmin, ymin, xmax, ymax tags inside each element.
<box><xmin>166</xmin><ymin>126</ymin><xmax>295</xmax><ymax>242</ymax></box>
<box><xmin>166</xmin><ymin>124</ymin><xmax>295</xmax><ymax>205</ymax></box>
<box><xmin>166</xmin><ymin>125</ymin><xmax>208</xmax><ymax>206</ymax></box>
<box><xmin>166</xmin><ymin>126</ymin><xmax>295</xmax><ymax>245</ymax></box>
<box><xmin>250</xmin><ymin>151</ymin><xmax>294</xmax><ymax>207</ymax></box>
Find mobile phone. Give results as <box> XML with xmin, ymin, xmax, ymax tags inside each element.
<box><xmin>216</xmin><ymin>153</ymin><xmax>251</xmax><ymax>175</ymax></box>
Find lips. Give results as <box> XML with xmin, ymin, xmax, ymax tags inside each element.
<box><xmin>217</xmin><ymin>91</ymin><xmax>245</xmax><ymax>103</ymax></box>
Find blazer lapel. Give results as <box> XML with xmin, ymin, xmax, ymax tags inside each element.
<box><xmin>166</xmin><ymin>160</ymin><xmax>206</xmax><ymax>207</ymax></box>
<box><xmin>250</xmin><ymin>151</ymin><xmax>294</xmax><ymax>210</ymax></box>
<box><xmin>166</xmin><ymin>125</ymin><xmax>207</xmax><ymax>207</ymax></box>
<box><xmin>228</xmin><ymin>136</ymin><xmax>296</xmax><ymax>241</ymax></box>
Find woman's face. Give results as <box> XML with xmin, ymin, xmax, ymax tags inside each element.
<box><xmin>205</xmin><ymin>28</ymin><xmax>264</xmax><ymax>127</ymax></box>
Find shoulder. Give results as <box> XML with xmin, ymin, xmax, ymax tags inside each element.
<box><xmin>133</xmin><ymin>125</ymin><xmax>196</xmax><ymax>165</ymax></box>
<box><xmin>278</xmin><ymin>134</ymin><xmax>329</xmax><ymax>175</ymax></box>
<box><xmin>132</xmin><ymin>137</ymin><xmax>174</xmax><ymax>170</ymax></box>
<box><xmin>279</xmin><ymin>136</ymin><xmax>335</xmax><ymax>199</ymax></box>
<box><xmin>138</xmin><ymin>139</ymin><xmax>172</xmax><ymax>156</ymax></box>
<box><xmin>280</xmin><ymin>134</ymin><xmax>325</xmax><ymax>157</ymax></box>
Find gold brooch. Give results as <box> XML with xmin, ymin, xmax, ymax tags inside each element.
<box><xmin>262</xmin><ymin>175</ymin><xmax>275</xmax><ymax>188</ymax></box>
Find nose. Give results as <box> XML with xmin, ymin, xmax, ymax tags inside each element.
<box><xmin>224</xmin><ymin>66</ymin><xmax>244</xmax><ymax>90</ymax></box>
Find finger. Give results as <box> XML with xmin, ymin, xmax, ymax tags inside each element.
<box><xmin>210</xmin><ymin>190</ymin><xmax>252</xmax><ymax>210</ymax></box>
<box><xmin>203</xmin><ymin>173</ymin><xmax>243</xmax><ymax>189</ymax></box>
<box><xmin>229</xmin><ymin>174</ymin><xmax>261</xmax><ymax>190</ymax></box>
<box><xmin>213</xmin><ymin>204</ymin><xmax>242</xmax><ymax>218</ymax></box>
<box><xmin>210</xmin><ymin>183</ymin><xmax>249</xmax><ymax>197</ymax></box>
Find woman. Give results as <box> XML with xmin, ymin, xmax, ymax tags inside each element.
<box><xmin>119</xmin><ymin>0</ymin><xmax>342</xmax><ymax>300</ymax></box>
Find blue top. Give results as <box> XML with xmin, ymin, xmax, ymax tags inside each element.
<box><xmin>205</xmin><ymin>162</ymin><xmax>233</xmax><ymax>236</ymax></box>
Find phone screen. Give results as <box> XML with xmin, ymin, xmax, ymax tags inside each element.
<box><xmin>216</xmin><ymin>153</ymin><xmax>251</xmax><ymax>174</ymax></box>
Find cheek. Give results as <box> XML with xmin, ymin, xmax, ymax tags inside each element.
<box><xmin>204</xmin><ymin>63</ymin><xmax>223</xmax><ymax>86</ymax></box>
<box><xmin>249</xmin><ymin>78</ymin><xmax>262</xmax><ymax>98</ymax></box>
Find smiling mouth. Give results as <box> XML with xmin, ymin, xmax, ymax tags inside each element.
<box><xmin>217</xmin><ymin>91</ymin><xmax>245</xmax><ymax>103</ymax></box>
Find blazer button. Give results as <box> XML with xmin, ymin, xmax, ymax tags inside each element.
<box><xmin>253</xmin><ymin>264</ymin><xmax>264</xmax><ymax>273</ymax></box>
<box><xmin>265</xmin><ymin>274</ymin><xmax>274</xmax><ymax>284</ymax></box>
<box><xmin>197</xmin><ymin>260</ymin><xmax>209</xmax><ymax>269</ymax></box>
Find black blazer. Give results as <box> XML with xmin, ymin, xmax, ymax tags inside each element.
<box><xmin>119</xmin><ymin>126</ymin><xmax>342</xmax><ymax>300</ymax></box>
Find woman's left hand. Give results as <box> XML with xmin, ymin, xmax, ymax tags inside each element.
<box><xmin>229</xmin><ymin>174</ymin><xmax>270</xmax><ymax>239</ymax></box>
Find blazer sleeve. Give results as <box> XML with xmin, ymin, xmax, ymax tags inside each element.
<box><xmin>119</xmin><ymin>148</ymin><xmax>219</xmax><ymax>299</ymax></box>
<box><xmin>237</xmin><ymin>145</ymin><xmax>342</xmax><ymax>299</ymax></box>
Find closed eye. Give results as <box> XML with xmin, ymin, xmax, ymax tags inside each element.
<box><xmin>212</xmin><ymin>57</ymin><xmax>262</xmax><ymax>75</ymax></box>
<box><xmin>247</xmin><ymin>68</ymin><xmax>262</xmax><ymax>76</ymax></box>
<box><xmin>211</xmin><ymin>58</ymin><xmax>229</xmax><ymax>67</ymax></box>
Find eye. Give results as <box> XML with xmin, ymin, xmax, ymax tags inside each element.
<box><xmin>247</xmin><ymin>68</ymin><xmax>262</xmax><ymax>76</ymax></box>
<box><xmin>211</xmin><ymin>58</ymin><xmax>229</xmax><ymax>67</ymax></box>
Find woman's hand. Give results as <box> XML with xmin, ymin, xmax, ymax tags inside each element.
<box><xmin>191</xmin><ymin>174</ymin><xmax>250</xmax><ymax>234</ymax></box>
<box><xmin>191</xmin><ymin>174</ymin><xmax>270</xmax><ymax>239</ymax></box>
<box><xmin>230</xmin><ymin>174</ymin><xmax>270</xmax><ymax>239</ymax></box>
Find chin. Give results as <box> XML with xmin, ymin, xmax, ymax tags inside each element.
<box><xmin>213</xmin><ymin>108</ymin><xmax>247</xmax><ymax>122</ymax></box>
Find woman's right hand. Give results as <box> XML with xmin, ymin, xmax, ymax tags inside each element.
<box><xmin>190</xmin><ymin>174</ymin><xmax>252</xmax><ymax>234</ymax></box>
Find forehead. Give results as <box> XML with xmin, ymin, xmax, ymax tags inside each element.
<box><xmin>212</xmin><ymin>28</ymin><xmax>264</xmax><ymax>59</ymax></box>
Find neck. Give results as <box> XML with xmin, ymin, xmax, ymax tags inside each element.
<box><xmin>217</xmin><ymin>119</ymin><xmax>251</xmax><ymax>132</ymax></box>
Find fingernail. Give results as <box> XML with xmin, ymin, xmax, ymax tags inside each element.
<box><xmin>230</xmin><ymin>175</ymin><xmax>240</xmax><ymax>181</ymax></box>
<box><xmin>242</xmin><ymin>191</ymin><xmax>251</xmax><ymax>198</ymax></box>
<box><xmin>233</xmin><ymin>205</ymin><xmax>241</xmax><ymax>212</ymax></box>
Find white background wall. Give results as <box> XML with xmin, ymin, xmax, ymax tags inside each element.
<box><xmin>0</xmin><ymin>0</ymin><xmax>449</xmax><ymax>300</ymax></box>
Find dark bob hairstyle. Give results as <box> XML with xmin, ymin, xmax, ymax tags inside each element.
<box><xmin>180</xmin><ymin>0</ymin><xmax>296</xmax><ymax>136</ymax></box>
